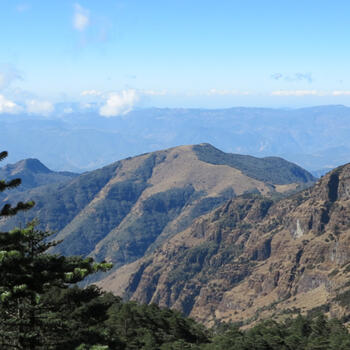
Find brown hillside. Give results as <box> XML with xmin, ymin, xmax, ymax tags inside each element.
<box><xmin>98</xmin><ymin>163</ymin><xmax>350</xmax><ymax>327</ymax></box>
<box><xmin>50</xmin><ymin>143</ymin><xmax>308</xmax><ymax>266</ymax></box>
<box><xmin>1</xmin><ymin>144</ymin><xmax>314</xmax><ymax>279</ymax></box>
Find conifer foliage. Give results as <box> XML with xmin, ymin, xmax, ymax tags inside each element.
<box><xmin>0</xmin><ymin>151</ymin><xmax>34</xmax><ymax>216</ymax></box>
<box><xmin>0</xmin><ymin>151</ymin><xmax>112</xmax><ymax>349</ymax></box>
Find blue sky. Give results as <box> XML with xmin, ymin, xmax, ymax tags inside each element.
<box><xmin>1</xmin><ymin>0</ymin><xmax>350</xmax><ymax>115</ymax></box>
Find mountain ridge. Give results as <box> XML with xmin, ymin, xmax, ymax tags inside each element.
<box><xmin>0</xmin><ymin>144</ymin><xmax>314</xmax><ymax>275</ymax></box>
<box><xmin>98</xmin><ymin>162</ymin><xmax>350</xmax><ymax>326</ymax></box>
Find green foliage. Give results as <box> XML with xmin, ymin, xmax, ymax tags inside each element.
<box><xmin>193</xmin><ymin>144</ymin><xmax>315</xmax><ymax>185</ymax></box>
<box><xmin>0</xmin><ymin>151</ymin><xmax>113</xmax><ymax>349</ymax></box>
<box><xmin>167</xmin><ymin>242</ymin><xmax>219</xmax><ymax>286</ymax></box>
<box><xmin>335</xmin><ymin>290</ymin><xmax>350</xmax><ymax>307</ymax></box>
<box><xmin>0</xmin><ymin>161</ymin><xmax>119</xmax><ymax>232</ymax></box>
<box><xmin>200</xmin><ymin>315</ymin><xmax>350</xmax><ymax>350</ymax></box>
<box><xmin>0</xmin><ymin>222</ymin><xmax>112</xmax><ymax>350</ymax></box>
<box><xmin>189</xmin><ymin>196</ymin><xmax>230</xmax><ymax>219</ymax></box>
<box><xmin>38</xmin><ymin>286</ymin><xmax>209</xmax><ymax>350</ymax></box>
<box><xmin>105</xmin><ymin>301</ymin><xmax>208</xmax><ymax>349</ymax></box>
<box><xmin>55</xmin><ymin>179</ymin><xmax>148</xmax><ymax>257</ymax></box>
<box><xmin>103</xmin><ymin>184</ymin><xmax>197</xmax><ymax>266</ymax></box>
<box><xmin>0</xmin><ymin>151</ymin><xmax>35</xmax><ymax>216</ymax></box>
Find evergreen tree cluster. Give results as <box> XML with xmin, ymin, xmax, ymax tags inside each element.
<box><xmin>201</xmin><ymin>315</ymin><xmax>350</xmax><ymax>350</ymax></box>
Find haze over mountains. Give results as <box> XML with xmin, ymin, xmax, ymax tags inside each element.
<box><xmin>2</xmin><ymin>105</ymin><xmax>350</xmax><ymax>174</ymax></box>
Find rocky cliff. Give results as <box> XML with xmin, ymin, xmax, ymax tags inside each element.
<box><xmin>99</xmin><ymin>163</ymin><xmax>350</xmax><ymax>326</ymax></box>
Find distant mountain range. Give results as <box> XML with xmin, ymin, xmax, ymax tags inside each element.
<box><xmin>0</xmin><ymin>158</ymin><xmax>77</xmax><ymax>192</ymax></box>
<box><xmin>99</xmin><ymin>161</ymin><xmax>350</xmax><ymax>327</ymax></box>
<box><xmin>0</xmin><ymin>144</ymin><xmax>314</xmax><ymax>272</ymax></box>
<box><xmin>1</xmin><ymin>105</ymin><xmax>350</xmax><ymax>173</ymax></box>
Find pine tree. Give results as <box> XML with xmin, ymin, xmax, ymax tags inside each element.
<box><xmin>0</xmin><ymin>151</ymin><xmax>34</xmax><ymax>216</ymax></box>
<box><xmin>0</xmin><ymin>151</ymin><xmax>112</xmax><ymax>349</ymax></box>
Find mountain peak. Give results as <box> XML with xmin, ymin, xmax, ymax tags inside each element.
<box><xmin>11</xmin><ymin>158</ymin><xmax>52</xmax><ymax>175</ymax></box>
<box><xmin>0</xmin><ymin>158</ymin><xmax>77</xmax><ymax>192</ymax></box>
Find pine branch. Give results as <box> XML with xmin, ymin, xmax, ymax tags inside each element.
<box><xmin>0</xmin><ymin>201</ymin><xmax>35</xmax><ymax>217</ymax></box>
<box><xmin>0</xmin><ymin>151</ymin><xmax>8</xmax><ymax>162</ymax></box>
<box><xmin>0</xmin><ymin>179</ymin><xmax>22</xmax><ymax>192</ymax></box>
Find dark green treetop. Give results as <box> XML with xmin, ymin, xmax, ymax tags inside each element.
<box><xmin>0</xmin><ymin>151</ymin><xmax>35</xmax><ymax>216</ymax></box>
<box><xmin>0</xmin><ymin>151</ymin><xmax>112</xmax><ymax>349</ymax></box>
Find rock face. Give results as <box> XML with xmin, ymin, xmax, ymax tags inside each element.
<box><xmin>99</xmin><ymin>163</ymin><xmax>350</xmax><ymax>326</ymax></box>
<box><xmin>0</xmin><ymin>144</ymin><xmax>313</xmax><ymax>273</ymax></box>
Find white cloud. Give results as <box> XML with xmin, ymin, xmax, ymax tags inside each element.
<box><xmin>81</xmin><ymin>89</ymin><xmax>167</xmax><ymax>98</ymax></box>
<box><xmin>80</xmin><ymin>102</ymin><xmax>94</xmax><ymax>109</ymax></box>
<box><xmin>272</xmin><ymin>90</ymin><xmax>350</xmax><ymax>97</ymax></box>
<box><xmin>0</xmin><ymin>94</ymin><xmax>22</xmax><ymax>114</ymax></box>
<box><xmin>63</xmin><ymin>107</ymin><xmax>73</xmax><ymax>114</ymax></box>
<box><xmin>271</xmin><ymin>90</ymin><xmax>321</xmax><ymax>96</ymax></box>
<box><xmin>25</xmin><ymin>99</ymin><xmax>54</xmax><ymax>116</ymax></box>
<box><xmin>142</xmin><ymin>89</ymin><xmax>168</xmax><ymax>96</ymax></box>
<box><xmin>73</xmin><ymin>4</ymin><xmax>90</xmax><ymax>32</ymax></box>
<box><xmin>81</xmin><ymin>89</ymin><xmax>102</xmax><ymax>96</ymax></box>
<box><xmin>99</xmin><ymin>90</ymin><xmax>139</xmax><ymax>117</ymax></box>
<box><xmin>332</xmin><ymin>90</ymin><xmax>350</xmax><ymax>96</ymax></box>
<box><xmin>206</xmin><ymin>89</ymin><xmax>251</xmax><ymax>96</ymax></box>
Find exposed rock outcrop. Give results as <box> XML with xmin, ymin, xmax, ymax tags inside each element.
<box><xmin>99</xmin><ymin>163</ymin><xmax>350</xmax><ymax>326</ymax></box>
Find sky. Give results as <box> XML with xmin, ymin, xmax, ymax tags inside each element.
<box><xmin>1</xmin><ymin>0</ymin><xmax>350</xmax><ymax>116</ymax></box>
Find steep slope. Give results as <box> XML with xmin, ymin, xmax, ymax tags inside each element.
<box><xmin>99</xmin><ymin>163</ymin><xmax>350</xmax><ymax>326</ymax></box>
<box><xmin>0</xmin><ymin>144</ymin><xmax>314</xmax><ymax>272</ymax></box>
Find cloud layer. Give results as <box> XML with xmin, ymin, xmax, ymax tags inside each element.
<box><xmin>0</xmin><ymin>94</ymin><xmax>21</xmax><ymax>114</ymax></box>
<box><xmin>0</xmin><ymin>94</ymin><xmax>54</xmax><ymax>116</ymax></box>
<box><xmin>271</xmin><ymin>90</ymin><xmax>319</xmax><ymax>96</ymax></box>
<box><xmin>73</xmin><ymin>4</ymin><xmax>90</xmax><ymax>32</ymax></box>
<box><xmin>2</xmin><ymin>87</ymin><xmax>350</xmax><ymax>117</ymax></box>
<box><xmin>271</xmin><ymin>90</ymin><xmax>350</xmax><ymax>97</ymax></box>
<box><xmin>81</xmin><ymin>89</ymin><xmax>102</xmax><ymax>96</ymax></box>
<box><xmin>25</xmin><ymin>99</ymin><xmax>54</xmax><ymax>115</ymax></box>
<box><xmin>206</xmin><ymin>89</ymin><xmax>251</xmax><ymax>96</ymax></box>
<box><xmin>99</xmin><ymin>90</ymin><xmax>139</xmax><ymax>117</ymax></box>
